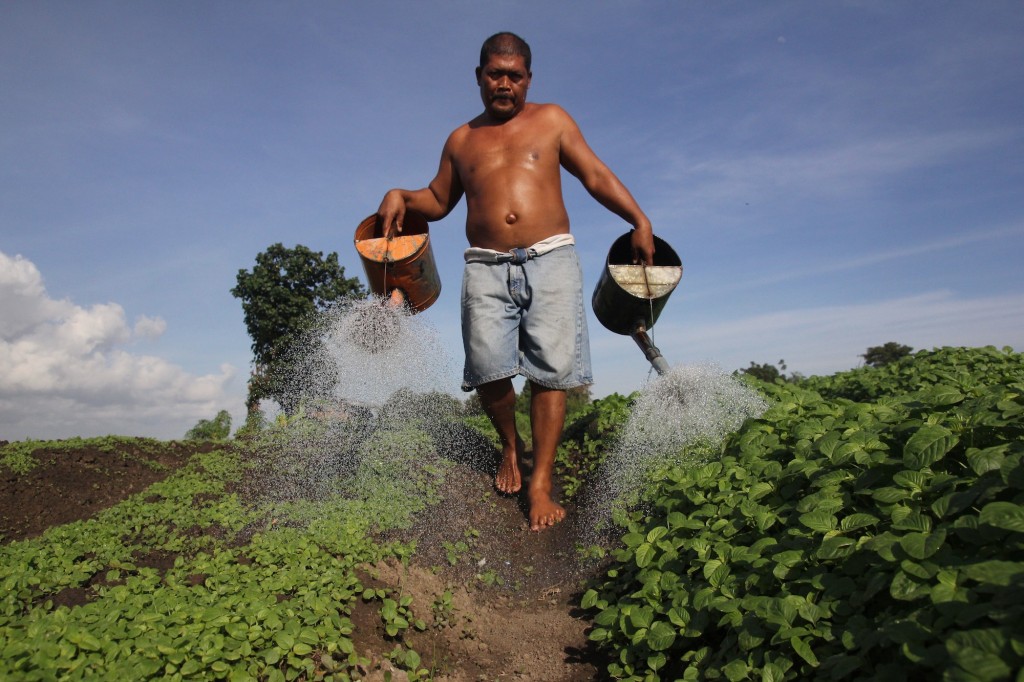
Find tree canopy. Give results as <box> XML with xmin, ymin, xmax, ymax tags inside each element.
<box><xmin>862</xmin><ymin>341</ymin><xmax>913</xmax><ymax>367</ymax></box>
<box><xmin>184</xmin><ymin>410</ymin><xmax>232</xmax><ymax>441</ymax></box>
<box><xmin>231</xmin><ymin>243</ymin><xmax>365</xmax><ymax>409</ymax></box>
<box><xmin>740</xmin><ymin>359</ymin><xmax>788</xmax><ymax>383</ymax></box>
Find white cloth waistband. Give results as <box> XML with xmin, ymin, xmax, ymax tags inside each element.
<box><xmin>464</xmin><ymin>233</ymin><xmax>576</xmax><ymax>264</ymax></box>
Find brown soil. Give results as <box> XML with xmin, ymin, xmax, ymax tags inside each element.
<box><xmin>0</xmin><ymin>439</ymin><xmax>611</xmax><ymax>681</ymax></box>
<box><xmin>0</xmin><ymin>439</ymin><xmax>214</xmax><ymax>543</ymax></box>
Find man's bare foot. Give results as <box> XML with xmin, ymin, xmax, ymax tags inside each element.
<box><xmin>495</xmin><ymin>437</ymin><xmax>525</xmax><ymax>494</ymax></box>
<box><xmin>528</xmin><ymin>487</ymin><xmax>566</xmax><ymax>531</ymax></box>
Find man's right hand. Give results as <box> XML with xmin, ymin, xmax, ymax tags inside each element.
<box><xmin>376</xmin><ymin>190</ymin><xmax>406</xmax><ymax>239</ymax></box>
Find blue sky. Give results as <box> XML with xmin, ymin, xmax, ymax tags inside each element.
<box><xmin>2</xmin><ymin>1</ymin><xmax>1022</xmax><ymax>440</ymax></box>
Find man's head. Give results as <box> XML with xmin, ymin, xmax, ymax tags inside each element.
<box><xmin>479</xmin><ymin>32</ymin><xmax>531</xmax><ymax>73</ymax></box>
<box><xmin>476</xmin><ymin>32</ymin><xmax>532</xmax><ymax>120</ymax></box>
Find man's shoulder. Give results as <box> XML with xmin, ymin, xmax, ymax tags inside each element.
<box><xmin>525</xmin><ymin>102</ymin><xmax>571</xmax><ymax>119</ymax></box>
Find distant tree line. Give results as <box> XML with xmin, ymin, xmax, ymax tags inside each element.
<box><xmin>740</xmin><ymin>342</ymin><xmax>914</xmax><ymax>383</ymax></box>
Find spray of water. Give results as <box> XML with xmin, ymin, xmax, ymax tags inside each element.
<box><xmin>243</xmin><ymin>297</ymin><xmax>502</xmax><ymax>535</ymax></box>
<box><xmin>586</xmin><ymin>362</ymin><xmax>768</xmax><ymax>526</ymax></box>
<box><xmin>243</xmin><ymin>297</ymin><xmax>768</xmax><ymax>573</ymax></box>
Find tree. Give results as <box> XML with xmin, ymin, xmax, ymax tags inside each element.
<box><xmin>231</xmin><ymin>243</ymin><xmax>365</xmax><ymax>410</ymax></box>
<box><xmin>862</xmin><ymin>342</ymin><xmax>913</xmax><ymax>367</ymax></box>
<box><xmin>185</xmin><ymin>410</ymin><xmax>232</xmax><ymax>441</ymax></box>
<box><xmin>740</xmin><ymin>359</ymin><xmax>787</xmax><ymax>383</ymax></box>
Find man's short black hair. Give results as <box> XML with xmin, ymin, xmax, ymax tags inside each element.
<box><xmin>480</xmin><ymin>32</ymin><xmax>531</xmax><ymax>73</ymax></box>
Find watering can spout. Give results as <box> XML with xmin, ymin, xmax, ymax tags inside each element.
<box><xmin>630</xmin><ymin>320</ymin><xmax>671</xmax><ymax>376</ymax></box>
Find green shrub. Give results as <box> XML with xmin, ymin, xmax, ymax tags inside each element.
<box><xmin>185</xmin><ymin>409</ymin><xmax>232</xmax><ymax>441</ymax></box>
<box><xmin>584</xmin><ymin>347</ymin><xmax>1024</xmax><ymax>681</ymax></box>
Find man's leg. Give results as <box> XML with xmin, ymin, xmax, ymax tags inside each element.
<box><xmin>477</xmin><ymin>378</ymin><xmax>524</xmax><ymax>494</ymax></box>
<box><xmin>528</xmin><ymin>381</ymin><xmax>567</xmax><ymax>531</ymax></box>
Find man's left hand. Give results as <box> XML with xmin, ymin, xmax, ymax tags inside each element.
<box><xmin>631</xmin><ymin>224</ymin><xmax>656</xmax><ymax>265</ymax></box>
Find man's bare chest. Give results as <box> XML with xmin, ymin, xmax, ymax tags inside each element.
<box><xmin>456</xmin><ymin>131</ymin><xmax>558</xmax><ymax>178</ymax></box>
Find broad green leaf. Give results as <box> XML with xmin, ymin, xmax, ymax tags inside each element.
<box><xmin>795</xmin><ymin>419</ymin><xmax>825</xmax><ymax>441</ymax></box>
<box><xmin>840</xmin><ymin>513</ymin><xmax>879</xmax><ymax>531</ymax></box>
<box><xmin>892</xmin><ymin>470</ymin><xmax>930</xmax><ymax>491</ymax></box>
<box><xmin>748</xmin><ymin>482</ymin><xmax>774</xmax><ymax>500</ymax></box>
<box><xmin>629</xmin><ymin>605</ymin><xmax>654</xmax><ymax>629</ymax></box>
<box><xmin>723</xmin><ymin>659</ymin><xmax>749</xmax><ymax>681</ymax></box>
<box><xmin>892</xmin><ymin>512</ymin><xmax>932</xmax><ymax>532</ymax></box>
<box><xmin>961</xmin><ymin>560</ymin><xmax>1024</xmax><ymax>586</ymax></box>
<box><xmin>635</xmin><ymin>542</ymin><xmax>656</xmax><ymax>568</ymax></box>
<box><xmin>799</xmin><ymin>511</ymin><xmax>837</xmax><ymax>532</ymax></box>
<box><xmin>668</xmin><ymin>607</ymin><xmax>690</xmax><ymax>627</ymax></box>
<box><xmin>594</xmin><ymin>606</ymin><xmax>618</xmax><ymax>627</ymax></box>
<box><xmin>900</xmin><ymin>558</ymin><xmax>937</xmax><ymax>580</ymax></box>
<box><xmin>898</xmin><ymin>529</ymin><xmax>946</xmax><ymax>559</ymax></box>
<box><xmin>947</xmin><ymin>648</ymin><xmax>1011</xmax><ymax>680</ymax></box>
<box><xmin>622</xmin><ymin>532</ymin><xmax>645</xmax><ymax>548</ymax></box>
<box><xmin>791</xmin><ymin>636</ymin><xmax>819</xmax><ymax>666</ymax></box>
<box><xmin>647</xmin><ymin>651</ymin><xmax>667</xmax><ymax>671</ymax></box>
<box><xmin>666</xmin><ymin>511</ymin><xmax>687</xmax><ymax>529</ymax></box>
<box><xmin>947</xmin><ymin>628</ymin><xmax>1008</xmax><ymax>655</ymax></box>
<box><xmin>872</xmin><ymin>487</ymin><xmax>908</xmax><ymax>504</ymax></box>
<box><xmin>979</xmin><ymin>501</ymin><xmax>1024</xmax><ymax>532</ymax></box>
<box><xmin>890</xmin><ymin>570</ymin><xmax>929</xmax><ymax>601</ymax></box>
<box><xmin>966</xmin><ymin>446</ymin><xmax>1007</xmax><ymax>476</ymax></box>
<box><xmin>708</xmin><ymin>564</ymin><xmax>731</xmax><ymax>588</ymax></box>
<box><xmin>646</xmin><ymin>621</ymin><xmax>677</xmax><ymax>651</ymax></box>
<box><xmin>919</xmin><ymin>384</ymin><xmax>965</xmax><ymax>406</ymax></box>
<box><xmin>181</xmin><ymin>659</ymin><xmax>203</xmax><ymax>675</ymax></box>
<box><xmin>703</xmin><ymin>559</ymin><xmax>724</xmax><ymax>580</ymax></box>
<box><xmin>931</xmin><ymin>487</ymin><xmax>981</xmax><ymax>518</ymax></box>
<box><xmin>903</xmin><ymin>425</ymin><xmax>958</xmax><ymax>469</ymax></box>
<box><xmin>647</xmin><ymin>526</ymin><xmax>668</xmax><ymax>543</ymax></box>
<box><xmin>816</xmin><ymin>431</ymin><xmax>842</xmax><ymax>459</ymax></box>
<box><xmin>817</xmin><ymin>536</ymin><xmax>855</xmax><ymax>560</ymax></box>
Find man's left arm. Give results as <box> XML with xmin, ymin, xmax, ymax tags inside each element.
<box><xmin>557</xmin><ymin>107</ymin><xmax>655</xmax><ymax>265</ymax></box>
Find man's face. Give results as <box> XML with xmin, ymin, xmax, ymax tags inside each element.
<box><xmin>476</xmin><ymin>54</ymin><xmax>531</xmax><ymax>120</ymax></box>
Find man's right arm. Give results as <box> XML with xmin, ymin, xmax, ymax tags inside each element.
<box><xmin>377</xmin><ymin>134</ymin><xmax>464</xmax><ymax>237</ymax></box>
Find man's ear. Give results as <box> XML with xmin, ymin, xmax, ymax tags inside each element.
<box><xmin>475</xmin><ymin>66</ymin><xmax>482</xmax><ymax>84</ymax></box>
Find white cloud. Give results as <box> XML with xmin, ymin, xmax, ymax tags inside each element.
<box><xmin>0</xmin><ymin>250</ymin><xmax>238</xmax><ymax>441</ymax></box>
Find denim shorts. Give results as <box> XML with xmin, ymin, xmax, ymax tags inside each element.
<box><xmin>461</xmin><ymin>244</ymin><xmax>592</xmax><ymax>391</ymax></box>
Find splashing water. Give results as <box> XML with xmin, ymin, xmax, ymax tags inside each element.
<box><xmin>587</xmin><ymin>362</ymin><xmax>768</xmax><ymax>524</ymax></box>
<box><xmin>289</xmin><ymin>297</ymin><xmax>456</xmax><ymax>408</ymax></box>
<box><xmin>244</xmin><ymin>297</ymin><xmax>501</xmax><ymax>535</ymax></box>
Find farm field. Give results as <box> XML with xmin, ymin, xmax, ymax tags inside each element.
<box><xmin>1</xmin><ymin>345</ymin><xmax>1023</xmax><ymax>681</ymax></box>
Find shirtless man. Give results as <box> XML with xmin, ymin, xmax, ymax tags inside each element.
<box><xmin>377</xmin><ymin>32</ymin><xmax>655</xmax><ymax>531</ymax></box>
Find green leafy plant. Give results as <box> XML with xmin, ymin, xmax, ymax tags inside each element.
<box><xmin>0</xmin><ymin>437</ymin><xmax>430</xmax><ymax>681</ymax></box>
<box><xmin>555</xmin><ymin>392</ymin><xmax>634</xmax><ymax>500</ymax></box>
<box><xmin>431</xmin><ymin>590</ymin><xmax>455</xmax><ymax>629</ymax></box>
<box><xmin>584</xmin><ymin>346</ymin><xmax>1024</xmax><ymax>681</ymax></box>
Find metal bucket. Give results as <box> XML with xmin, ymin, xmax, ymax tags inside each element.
<box><xmin>353</xmin><ymin>212</ymin><xmax>441</xmax><ymax>313</ymax></box>
<box><xmin>592</xmin><ymin>232</ymin><xmax>682</xmax><ymax>335</ymax></box>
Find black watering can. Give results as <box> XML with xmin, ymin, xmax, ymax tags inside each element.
<box><xmin>592</xmin><ymin>232</ymin><xmax>682</xmax><ymax>375</ymax></box>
